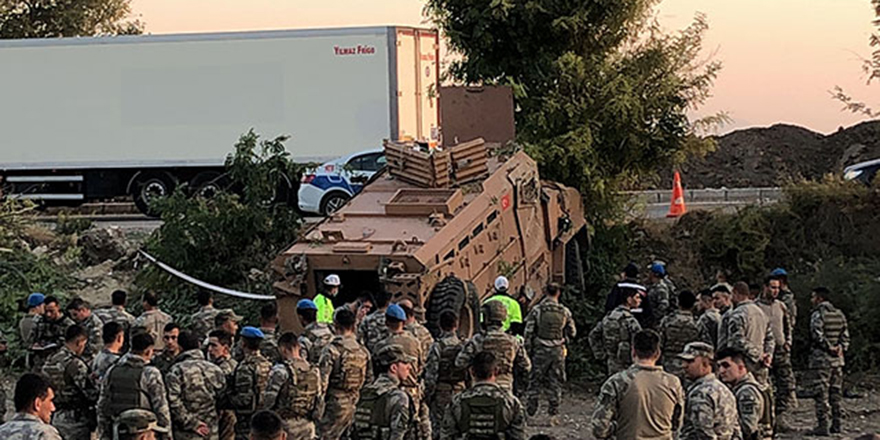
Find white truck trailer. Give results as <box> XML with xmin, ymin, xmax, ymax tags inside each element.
<box><xmin>0</xmin><ymin>26</ymin><xmax>440</xmax><ymax>214</ymax></box>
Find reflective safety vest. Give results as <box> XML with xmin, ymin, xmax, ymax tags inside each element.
<box><xmin>315</xmin><ymin>294</ymin><xmax>335</xmax><ymax>324</ymax></box>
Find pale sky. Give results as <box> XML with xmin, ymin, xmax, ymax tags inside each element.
<box><xmin>131</xmin><ymin>0</ymin><xmax>879</xmax><ymax>134</ymax></box>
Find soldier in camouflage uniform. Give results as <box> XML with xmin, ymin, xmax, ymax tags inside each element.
<box><xmin>807</xmin><ymin>287</ymin><xmax>849</xmax><ymax>436</ymax></box>
<box><xmin>591</xmin><ymin>330</ymin><xmax>684</xmax><ymax>440</ymax></box>
<box><xmin>400</xmin><ymin>300</ymin><xmax>433</xmax><ymax>440</ymax></box>
<box><xmin>0</xmin><ymin>373</ymin><xmax>62</xmax><ymax>440</ymax></box>
<box><xmin>425</xmin><ymin>311</ymin><xmax>466</xmax><ymax>439</ymax></box>
<box><xmin>149</xmin><ymin>323</ymin><xmax>181</xmax><ymax>377</ymax></box>
<box><xmin>523</xmin><ymin>283</ymin><xmax>576</xmax><ymax>419</ymax></box>
<box><xmin>645</xmin><ymin>262</ymin><xmax>673</xmax><ymax>327</ymax></box>
<box><xmin>98</xmin><ymin>332</ymin><xmax>172</xmax><ymax>440</ymax></box>
<box><xmin>698</xmin><ymin>289</ymin><xmax>723</xmax><ymax>349</ymax></box>
<box><xmin>441</xmin><ymin>351</ymin><xmax>525</xmax><ymax>440</ymax></box>
<box><xmin>228</xmin><ymin>327</ymin><xmax>272</xmax><ymax>440</ymax></box>
<box><xmin>456</xmin><ymin>300</ymin><xmax>531</xmax><ymax>394</ymax></box>
<box><xmin>114</xmin><ymin>409</ymin><xmax>170</xmax><ymax>440</ymax></box>
<box><xmin>770</xmin><ymin>269</ymin><xmax>797</xmax><ymax>329</ymax></box>
<box><xmin>166</xmin><ymin>330</ymin><xmax>227</xmax><ymax>440</ymax></box>
<box><xmin>724</xmin><ymin>282</ymin><xmax>775</xmax><ymax>386</ymax></box>
<box><xmin>262</xmin><ymin>332</ymin><xmax>324</xmax><ymax>439</ymax></box>
<box><xmin>133</xmin><ymin>291</ymin><xmax>173</xmax><ymax>352</ymax></box>
<box><xmin>258</xmin><ymin>303</ymin><xmax>282</xmax><ymax>365</ymax></box>
<box><xmin>92</xmin><ymin>322</ymin><xmax>125</xmax><ymax>384</ymax></box>
<box><xmin>589</xmin><ymin>285</ymin><xmax>643</xmax><ymax>375</ymax></box>
<box><xmin>352</xmin><ymin>344</ymin><xmax>415</xmax><ymax>440</ymax></box>
<box><xmin>717</xmin><ymin>348</ymin><xmax>773</xmax><ymax>440</ymax></box>
<box><xmin>658</xmin><ymin>290</ymin><xmax>700</xmax><ymax>381</ymax></box>
<box><xmin>298</xmin><ymin>299</ymin><xmax>336</xmax><ymax>364</ymax></box>
<box><xmin>207</xmin><ymin>330</ymin><xmax>238</xmax><ymax>440</ymax></box>
<box><xmin>678</xmin><ymin>342</ymin><xmax>742</xmax><ymax>440</ymax></box>
<box><xmin>41</xmin><ymin>325</ymin><xmax>98</xmax><ymax>440</ymax></box>
<box><xmin>318</xmin><ymin>308</ymin><xmax>371</xmax><ymax>440</ymax></box>
<box><xmin>93</xmin><ymin>290</ymin><xmax>137</xmax><ymax>351</ymax></box>
<box><xmin>66</xmin><ymin>298</ymin><xmax>104</xmax><ymax>363</ymax></box>
<box><xmin>20</xmin><ymin>293</ymin><xmax>45</xmax><ymax>350</ymax></box>
<box><xmin>358</xmin><ymin>290</ymin><xmax>390</xmax><ymax>354</ymax></box>
<box><xmin>757</xmin><ymin>276</ymin><xmax>796</xmax><ymax>430</ymax></box>
<box><xmin>31</xmin><ymin>296</ymin><xmax>75</xmax><ymax>370</ymax></box>
<box><xmin>190</xmin><ymin>291</ymin><xmax>221</xmax><ymax>343</ymax></box>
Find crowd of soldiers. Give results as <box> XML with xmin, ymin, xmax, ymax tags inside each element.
<box><xmin>589</xmin><ymin>263</ymin><xmax>851</xmax><ymax>439</ymax></box>
<box><xmin>0</xmin><ymin>272</ymin><xmax>578</xmax><ymax>440</ymax></box>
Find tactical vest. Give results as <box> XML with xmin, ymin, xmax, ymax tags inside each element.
<box><xmin>739</xmin><ymin>381</ymin><xmax>774</xmax><ymax>440</ymax></box>
<box><xmin>536</xmin><ymin>303</ymin><xmax>566</xmax><ymax>341</ymax></box>
<box><xmin>479</xmin><ymin>332</ymin><xmax>514</xmax><ymax>376</ymax></box>
<box><xmin>662</xmin><ymin>314</ymin><xmax>699</xmax><ymax>355</ymax></box>
<box><xmin>42</xmin><ymin>351</ymin><xmax>82</xmax><ymax>408</ymax></box>
<box><xmin>234</xmin><ymin>356</ymin><xmax>271</xmax><ymax>413</ymax></box>
<box><xmin>822</xmin><ymin>306</ymin><xmax>846</xmax><ymax>348</ymax></box>
<box><xmin>277</xmin><ymin>361</ymin><xmax>320</xmax><ymax>419</ymax></box>
<box><xmin>307</xmin><ymin>325</ymin><xmax>335</xmax><ymax>362</ymax></box>
<box><xmin>333</xmin><ymin>340</ymin><xmax>369</xmax><ymax>391</ymax></box>
<box><xmin>458</xmin><ymin>394</ymin><xmax>505</xmax><ymax>440</ymax></box>
<box><xmin>352</xmin><ymin>387</ymin><xmax>393</xmax><ymax>440</ymax></box>
<box><xmin>105</xmin><ymin>363</ymin><xmax>147</xmax><ymax>417</ymax></box>
<box><xmin>437</xmin><ymin>338</ymin><xmax>467</xmax><ymax>384</ymax></box>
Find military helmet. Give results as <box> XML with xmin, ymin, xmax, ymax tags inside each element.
<box><xmin>482</xmin><ymin>300</ymin><xmax>507</xmax><ymax>323</ymax></box>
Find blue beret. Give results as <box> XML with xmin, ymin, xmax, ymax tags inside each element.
<box><xmin>771</xmin><ymin>268</ymin><xmax>787</xmax><ymax>277</ymax></box>
<box><xmin>650</xmin><ymin>263</ymin><xmax>666</xmax><ymax>276</ymax></box>
<box><xmin>385</xmin><ymin>304</ymin><xmax>406</xmax><ymax>321</ymax></box>
<box><xmin>297</xmin><ymin>299</ymin><xmax>318</xmax><ymax>310</ymax></box>
<box><xmin>27</xmin><ymin>293</ymin><xmax>45</xmax><ymax>307</ymax></box>
<box><xmin>240</xmin><ymin>326</ymin><xmax>265</xmax><ymax>339</ymax></box>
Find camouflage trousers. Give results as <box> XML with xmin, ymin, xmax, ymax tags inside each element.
<box><xmin>284</xmin><ymin>416</ymin><xmax>316</xmax><ymax>440</ymax></box>
<box><xmin>52</xmin><ymin>409</ymin><xmax>92</xmax><ymax>440</ymax></box>
<box><xmin>770</xmin><ymin>351</ymin><xmax>797</xmax><ymax>416</ymax></box>
<box><xmin>403</xmin><ymin>385</ymin><xmax>431</xmax><ymax>440</ymax></box>
<box><xmin>813</xmin><ymin>366</ymin><xmax>843</xmax><ymax>428</ymax></box>
<box><xmin>319</xmin><ymin>389</ymin><xmax>359</xmax><ymax>440</ymax></box>
<box><xmin>428</xmin><ymin>383</ymin><xmax>464</xmax><ymax>440</ymax></box>
<box><xmin>526</xmin><ymin>345</ymin><xmax>565</xmax><ymax>416</ymax></box>
<box><xmin>219</xmin><ymin>409</ymin><xmax>236</xmax><ymax>440</ymax></box>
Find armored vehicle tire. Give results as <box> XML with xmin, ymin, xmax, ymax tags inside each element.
<box><xmin>425</xmin><ymin>276</ymin><xmax>480</xmax><ymax>339</ymax></box>
<box><xmin>565</xmin><ymin>238</ymin><xmax>585</xmax><ymax>293</ymax></box>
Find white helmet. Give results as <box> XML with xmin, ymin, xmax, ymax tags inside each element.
<box><xmin>494</xmin><ymin>276</ymin><xmax>509</xmax><ymax>292</ymax></box>
<box><xmin>324</xmin><ymin>274</ymin><xmax>341</xmax><ymax>287</ymax></box>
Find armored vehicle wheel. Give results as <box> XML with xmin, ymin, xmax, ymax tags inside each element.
<box><xmin>565</xmin><ymin>238</ymin><xmax>585</xmax><ymax>293</ymax></box>
<box><xmin>425</xmin><ymin>275</ymin><xmax>480</xmax><ymax>339</ymax></box>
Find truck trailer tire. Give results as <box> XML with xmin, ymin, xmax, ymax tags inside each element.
<box><xmin>131</xmin><ymin>171</ymin><xmax>177</xmax><ymax>217</ymax></box>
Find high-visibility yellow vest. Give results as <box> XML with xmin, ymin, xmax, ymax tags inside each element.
<box><xmin>315</xmin><ymin>294</ymin><xmax>335</xmax><ymax>324</ymax></box>
<box><xmin>483</xmin><ymin>294</ymin><xmax>522</xmax><ymax>332</ymax></box>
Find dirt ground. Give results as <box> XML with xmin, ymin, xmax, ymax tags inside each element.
<box><xmin>525</xmin><ymin>379</ymin><xmax>880</xmax><ymax>439</ymax></box>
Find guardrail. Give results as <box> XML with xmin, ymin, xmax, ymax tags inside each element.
<box><xmin>625</xmin><ymin>187</ymin><xmax>783</xmax><ymax>204</ymax></box>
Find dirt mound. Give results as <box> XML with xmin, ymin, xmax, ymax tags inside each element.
<box><xmin>671</xmin><ymin>120</ymin><xmax>880</xmax><ymax>188</ymax></box>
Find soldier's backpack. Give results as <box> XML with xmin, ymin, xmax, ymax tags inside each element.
<box><xmin>278</xmin><ymin>361</ymin><xmax>321</xmax><ymax>418</ymax></box>
<box><xmin>479</xmin><ymin>332</ymin><xmax>515</xmax><ymax>376</ymax></box>
<box><xmin>536</xmin><ymin>302</ymin><xmax>567</xmax><ymax>341</ymax></box>
<box><xmin>437</xmin><ymin>337</ymin><xmax>467</xmax><ymax>384</ymax></box>
<box><xmin>105</xmin><ymin>362</ymin><xmax>148</xmax><ymax>417</ymax></box>
<box><xmin>352</xmin><ymin>387</ymin><xmax>393</xmax><ymax>440</ymax></box>
<box><xmin>337</xmin><ymin>340</ymin><xmax>369</xmax><ymax>391</ymax></box>
<box><xmin>458</xmin><ymin>393</ymin><xmax>505</xmax><ymax>440</ymax></box>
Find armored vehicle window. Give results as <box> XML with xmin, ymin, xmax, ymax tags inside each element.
<box><xmin>487</xmin><ymin>210</ymin><xmax>498</xmax><ymax>224</ymax></box>
<box><xmin>458</xmin><ymin>237</ymin><xmax>470</xmax><ymax>250</ymax></box>
<box><xmin>472</xmin><ymin>223</ymin><xmax>484</xmax><ymax>237</ymax></box>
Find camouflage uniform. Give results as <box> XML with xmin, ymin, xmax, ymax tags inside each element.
<box><xmin>779</xmin><ymin>288</ymin><xmax>797</xmax><ymax>329</ymax></box>
<box><xmin>93</xmin><ymin>306</ymin><xmax>136</xmax><ymax>351</ymax></box>
<box><xmin>301</xmin><ymin>322</ymin><xmax>336</xmax><ymax>364</ymax></box>
<box><xmin>150</xmin><ymin>348</ymin><xmax>180</xmax><ymax>377</ymax></box>
<box><xmin>658</xmin><ymin>310</ymin><xmax>700</xmax><ymax>379</ymax></box>
<box><xmin>756</xmin><ymin>297</ymin><xmax>796</xmax><ymax>420</ymax></box>
<box><xmin>731</xmin><ymin>372</ymin><xmax>772</xmax><ymax>440</ymax></box>
<box><xmin>31</xmin><ymin>315</ymin><xmax>75</xmax><ymax>369</ymax></box>
<box><xmin>424</xmin><ymin>331</ymin><xmax>466</xmax><ymax>439</ymax></box>
<box><xmin>0</xmin><ymin>413</ymin><xmax>63</xmax><ymax>439</ymax></box>
<box><xmin>262</xmin><ymin>357</ymin><xmax>324</xmax><ymax>439</ymax></box>
<box><xmin>228</xmin><ymin>351</ymin><xmax>272</xmax><ymax>440</ymax></box>
<box><xmin>353</xmin><ymin>373</ymin><xmax>413</xmax><ymax>440</ymax></box>
<box><xmin>440</xmin><ymin>381</ymin><xmax>526</xmax><ymax>440</ymax></box>
<box><xmin>77</xmin><ymin>312</ymin><xmax>104</xmax><ymax>363</ymax></box>
<box><xmin>189</xmin><ymin>305</ymin><xmax>220</xmax><ymax>342</ymax></box>
<box><xmin>681</xmin><ymin>373</ymin><xmax>742</xmax><ymax>440</ymax></box>
<box><xmin>97</xmin><ymin>352</ymin><xmax>172</xmax><ymax>440</ymax></box>
<box><xmin>91</xmin><ymin>348</ymin><xmax>122</xmax><ymax>384</ymax></box>
<box><xmin>588</xmin><ymin>305</ymin><xmax>642</xmax><ymax>375</ymax></box>
<box><xmin>374</xmin><ymin>330</ymin><xmax>427</xmax><ymax>440</ymax></box>
<box><xmin>646</xmin><ymin>280</ymin><xmax>672</xmax><ymax>327</ymax></box>
<box><xmin>358</xmin><ymin>309</ymin><xmax>388</xmax><ymax>354</ymax></box>
<box><xmin>212</xmin><ymin>355</ymin><xmax>238</xmax><ymax>440</ymax></box>
<box><xmin>456</xmin><ymin>325</ymin><xmax>531</xmax><ymax>394</ymax></box>
<box><xmin>19</xmin><ymin>313</ymin><xmax>39</xmax><ymax>347</ymax></box>
<box><xmin>697</xmin><ymin>308</ymin><xmax>722</xmax><ymax>349</ymax></box>
<box><xmin>41</xmin><ymin>346</ymin><xmax>99</xmax><ymax>440</ymax></box>
<box><xmin>259</xmin><ymin>327</ymin><xmax>282</xmax><ymax>366</ymax></box>
<box><xmin>591</xmin><ymin>364</ymin><xmax>684</xmax><ymax>440</ymax></box>
<box><xmin>318</xmin><ymin>334</ymin><xmax>371</xmax><ymax>440</ymax></box>
<box><xmin>724</xmin><ymin>300</ymin><xmax>775</xmax><ymax>385</ymax></box>
<box><xmin>523</xmin><ymin>297</ymin><xmax>576</xmax><ymax>417</ymax></box>
<box><xmin>809</xmin><ymin>300</ymin><xmax>849</xmax><ymax>433</ymax></box>
<box><xmin>166</xmin><ymin>349</ymin><xmax>227</xmax><ymax>440</ymax></box>
<box><xmin>133</xmin><ymin>309</ymin><xmax>173</xmax><ymax>351</ymax></box>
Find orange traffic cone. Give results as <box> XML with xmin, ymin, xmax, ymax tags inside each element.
<box><xmin>667</xmin><ymin>171</ymin><xmax>687</xmax><ymax>218</ymax></box>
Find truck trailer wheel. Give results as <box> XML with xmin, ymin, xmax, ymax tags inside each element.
<box><xmin>189</xmin><ymin>171</ymin><xmax>230</xmax><ymax>199</ymax></box>
<box><xmin>131</xmin><ymin>171</ymin><xmax>176</xmax><ymax>217</ymax></box>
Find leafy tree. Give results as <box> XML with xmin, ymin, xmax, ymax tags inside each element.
<box><xmin>832</xmin><ymin>0</ymin><xmax>880</xmax><ymax>116</ymax></box>
<box><xmin>425</xmin><ymin>0</ymin><xmax>721</xmax><ymax>224</ymax></box>
<box><xmin>0</xmin><ymin>0</ymin><xmax>143</xmax><ymax>38</ymax></box>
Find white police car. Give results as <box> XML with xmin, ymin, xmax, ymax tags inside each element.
<box><xmin>298</xmin><ymin>149</ymin><xmax>386</xmax><ymax>215</ymax></box>
<box><xmin>844</xmin><ymin>157</ymin><xmax>880</xmax><ymax>185</ymax></box>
